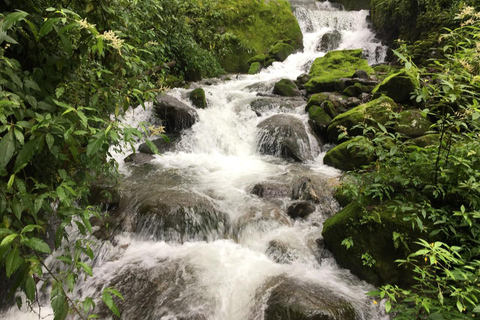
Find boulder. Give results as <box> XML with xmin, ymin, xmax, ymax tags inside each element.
<box><xmin>251</xmin><ymin>182</ymin><xmax>290</xmax><ymax>200</ymax></box>
<box><xmin>305</xmin><ymin>50</ymin><xmax>374</xmax><ymax>93</ymax></box>
<box><xmin>291</xmin><ymin>177</ymin><xmax>325</xmax><ymax>203</ymax></box>
<box><xmin>248</xmin><ymin>62</ymin><xmax>262</xmax><ymax>74</ymax></box>
<box><xmin>154</xmin><ymin>95</ymin><xmax>198</xmax><ymax>133</ymax></box>
<box><xmin>273</xmin><ymin>79</ymin><xmax>300</xmax><ymax>97</ymax></box>
<box><xmin>268</xmin><ymin>41</ymin><xmax>295</xmax><ymax>62</ymax></box>
<box><xmin>247</xmin><ymin>54</ymin><xmax>269</xmax><ymax>66</ymax></box>
<box><xmin>124</xmin><ymin>152</ymin><xmax>155</xmax><ymax>165</ymax></box>
<box><xmin>323</xmin><ymin>136</ymin><xmax>375</xmax><ymax>171</ymax></box>
<box><xmin>394</xmin><ymin>109</ymin><xmax>432</xmax><ymax>138</ymax></box>
<box><xmin>189</xmin><ymin>88</ymin><xmax>207</xmax><ymax>109</ymax></box>
<box><xmin>308</xmin><ymin>105</ymin><xmax>332</xmax><ymax>137</ymax></box>
<box><xmin>343</xmin><ymin>82</ymin><xmax>374</xmax><ymax>97</ymax></box>
<box><xmin>322</xmin><ymin>201</ymin><xmax>425</xmax><ymax>286</ymax></box>
<box><xmin>250</xmin><ymin>96</ymin><xmax>305</xmax><ymax>114</ymax></box>
<box><xmin>262</xmin><ymin>276</ymin><xmax>356</xmax><ymax>320</ymax></box>
<box><xmin>305</xmin><ymin>92</ymin><xmax>349</xmax><ymax>113</ymax></box>
<box><xmin>372</xmin><ymin>70</ymin><xmax>419</xmax><ymax>103</ymax></box>
<box><xmin>318</xmin><ymin>30</ymin><xmax>342</xmax><ymax>52</ymax></box>
<box><xmin>287</xmin><ymin>201</ymin><xmax>316</xmax><ymax>219</ymax></box>
<box><xmin>411</xmin><ymin>134</ymin><xmax>440</xmax><ymax>148</ymax></box>
<box><xmin>257</xmin><ymin>114</ymin><xmax>316</xmax><ymax>162</ymax></box>
<box><xmin>326</xmin><ymin>95</ymin><xmax>398</xmax><ymax>143</ymax></box>
<box><xmin>296</xmin><ymin>73</ymin><xmax>310</xmax><ymax>85</ymax></box>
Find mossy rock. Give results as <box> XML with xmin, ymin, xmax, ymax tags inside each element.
<box><xmin>343</xmin><ymin>82</ymin><xmax>373</xmax><ymax>97</ymax></box>
<box><xmin>372</xmin><ymin>70</ymin><xmax>419</xmax><ymax>103</ymax></box>
<box><xmin>322</xmin><ymin>100</ymin><xmax>337</xmax><ymax>118</ymax></box>
<box><xmin>323</xmin><ymin>136</ymin><xmax>374</xmax><ymax>171</ymax></box>
<box><xmin>273</xmin><ymin>79</ymin><xmax>300</xmax><ymax>97</ymax></box>
<box><xmin>305</xmin><ymin>93</ymin><xmax>329</xmax><ymax>112</ymax></box>
<box><xmin>248</xmin><ymin>62</ymin><xmax>262</xmax><ymax>75</ymax></box>
<box><xmin>305</xmin><ymin>50</ymin><xmax>374</xmax><ymax>93</ymax></box>
<box><xmin>216</xmin><ymin>0</ymin><xmax>303</xmax><ymax>73</ymax></box>
<box><xmin>265</xmin><ymin>59</ymin><xmax>276</xmax><ymax>67</ymax></box>
<box><xmin>189</xmin><ymin>88</ymin><xmax>207</xmax><ymax>109</ymax></box>
<box><xmin>322</xmin><ymin>201</ymin><xmax>424</xmax><ymax>286</ymax></box>
<box><xmin>411</xmin><ymin>134</ymin><xmax>440</xmax><ymax>148</ymax></box>
<box><xmin>308</xmin><ymin>105</ymin><xmax>332</xmax><ymax>136</ymax></box>
<box><xmin>247</xmin><ymin>54</ymin><xmax>269</xmax><ymax>66</ymax></box>
<box><xmin>394</xmin><ymin>109</ymin><xmax>432</xmax><ymax>138</ymax></box>
<box><xmin>326</xmin><ymin>96</ymin><xmax>398</xmax><ymax>143</ymax></box>
<box><xmin>268</xmin><ymin>41</ymin><xmax>295</xmax><ymax>62</ymax></box>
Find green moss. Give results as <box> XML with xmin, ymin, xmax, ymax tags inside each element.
<box><xmin>247</xmin><ymin>54</ymin><xmax>269</xmax><ymax>66</ymax></box>
<box><xmin>394</xmin><ymin>109</ymin><xmax>432</xmax><ymax>138</ymax></box>
<box><xmin>323</xmin><ymin>136</ymin><xmax>374</xmax><ymax>171</ymax></box>
<box><xmin>323</xmin><ymin>100</ymin><xmax>337</xmax><ymax>118</ymax></box>
<box><xmin>268</xmin><ymin>41</ymin><xmax>295</xmax><ymax>62</ymax></box>
<box><xmin>163</xmin><ymin>74</ymin><xmax>184</xmax><ymax>88</ymax></box>
<box><xmin>216</xmin><ymin>0</ymin><xmax>303</xmax><ymax>73</ymax></box>
<box><xmin>327</xmin><ymin>96</ymin><xmax>398</xmax><ymax>142</ymax></box>
<box><xmin>322</xmin><ymin>201</ymin><xmax>424</xmax><ymax>286</ymax></box>
<box><xmin>189</xmin><ymin>88</ymin><xmax>207</xmax><ymax>109</ymax></box>
<box><xmin>411</xmin><ymin>134</ymin><xmax>440</xmax><ymax>148</ymax></box>
<box><xmin>372</xmin><ymin>70</ymin><xmax>420</xmax><ymax>103</ymax></box>
<box><xmin>248</xmin><ymin>62</ymin><xmax>262</xmax><ymax>74</ymax></box>
<box><xmin>305</xmin><ymin>93</ymin><xmax>329</xmax><ymax>112</ymax></box>
<box><xmin>308</xmin><ymin>105</ymin><xmax>332</xmax><ymax>135</ymax></box>
<box><xmin>305</xmin><ymin>50</ymin><xmax>374</xmax><ymax>93</ymax></box>
<box><xmin>273</xmin><ymin>79</ymin><xmax>299</xmax><ymax>97</ymax></box>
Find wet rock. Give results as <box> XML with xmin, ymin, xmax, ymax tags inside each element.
<box><xmin>305</xmin><ymin>49</ymin><xmax>374</xmax><ymax>93</ymax></box>
<box><xmin>287</xmin><ymin>201</ymin><xmax>316</xmax><ymax>219</ymax></box>
<box><xmin>323</xmin><ymin>136</ymin><xmax>375</xmax><ymax>171</ymax></box>
<box><xmin>138</xmin><ymin>133</ymin><xmax>182</xmax><ymax>154</ymax></box>
<box><xmin>248</xmin><ymin>62</ymin><xmax>262</xmax><ymax>74</ymax></box>
<box><xmin>88</xmin><ymin>179</ymin><xmax>120</xmax><ymax>211</ymax></box>
<box><xmin>124</xmin><ymin>152</ymin><xmax>155</xmax><ymax>165</ymax></box>
<box><xmin>305</xmin><ymin>92</ymin><xmax>350</xmax><ymax>113</ymax></box>
<box><xmin>318</xmin><ymin>30</ymin><xmax>342</xmax><ymax>52</ymax></box>
<box><xmin>261</xmin><ymin>276</ymin><xmax>356</xmax><ymax>320</ymax></box>
<box><xmin>235</xmin><ymin>206</ymin><xmax>291</xmax><ymax>236</ymax></box>
<box><xmin>154</xmin><ymin>95</ymin><xmax>198</xmax><ymax>133</ymax></box>
<box><xmin>251</xmin><ymin>182</ymin><xmax>290</xmax><ymax>200</ymax></box>
<box><xmin>95</xmin><ymin>258</ymin><xmax>211</xmax><ymax>320</ymax></box>
<box><xmin>372</xmin><ymin>70</ymin><xmax>419</xmax><ymax>103</ymax></box>
<box><xmin>291</xmin><ymin>177</ymin><xmax>324</xmax><ymax>203</ymax></box>
<box><xmin>394</xmin><ymin>109</ymin><xmax>433</xmax><ymax>138</ymax></box>
<box><xmin>189</xmin><ymin>88</ymin><xmax>207</xmax><ymax>109</ymax></box>
<box><xmin>353</xmin><ymin>69</ymin><xmax>370</xmax><ymax>79</ymax></box>
<box><xmin>296</xmin><ymin>73</ymin><xmax>310</xmax><ymax>85</ymax></box>
<box><xmin>257</xmin><ymin>114</ymin><xmax>316</xmax><ymax>162</ymax></box>
<box><xmin>273</xmin><ymin>79</ymin><xmax>301</xmax><ymax>97</ymax></box>
<box><xmin>308</xmin><ymin>105</ymin><xmax>332</xmax><ymax>137</ymax></box>
<box><xmin>250</xmin><ymin>96</ymin><xmax>305</xmax><ymax>113</ymax></box>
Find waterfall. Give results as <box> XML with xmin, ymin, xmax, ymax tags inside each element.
<box><xmin>1</xmin><ymin>2</ymin><xmax>389</xmax><ymax>320</ymax></box>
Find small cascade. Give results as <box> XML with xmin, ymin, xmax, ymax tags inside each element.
<box><xmin>1</xmin><ymin>1</ymin><xmax>389</xmax><ymax>320</ymax></box>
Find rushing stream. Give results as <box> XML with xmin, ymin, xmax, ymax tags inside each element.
<box><xmin>2</xmin><ymin>1</ymin><xmax>389</xmax><ymax>319</ymax></box>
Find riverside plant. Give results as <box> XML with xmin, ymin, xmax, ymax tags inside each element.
<box><xmin>339</xmin><ymin>6</ymin><xmax>480</xmax><ymax>319</ymax></box>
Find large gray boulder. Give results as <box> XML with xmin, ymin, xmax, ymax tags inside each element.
<box><xmin>154</xmin><ymin>95</ymin><xmax>198</xmax><ymax>133</ymax></box>
<box><xmin>257</xmin><ymin>115</ymin><xmax>317</xmax><ymax>162</ymax></box>
<box><xmin>318</xmin><ymin>30</ymin><xmax>342</xmax><ymax>52</ymax></box>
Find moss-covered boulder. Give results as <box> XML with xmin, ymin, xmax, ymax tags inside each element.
<box><xmin>343</xmin><ymin>82</ymin><xmax>373</xmax><ymax>97</ymax></box>
<box><xmin>305</xmin><ymin>50</ymin><xmax>374</xmax><ymax>93</ymax></box>
<box><xmin>372</xmin><ymin>70</ymin><xmax>419</xmax><ymax>103</ymax></box>
<box><xmin>326</xmin><ymin>96</ymin><xmax>398</xmax><ymax>143</ymax></box>
<box><xmin>189</xmin><ymin>88</ymin><xmax>207</xmax><ymax>109</ymax></box>
<box><xmin>305</xmin><ymin>92</ymin><xmax>351</xmax><ymax>114</ymax></box>
<box><xmin>248</xmin><ymin>62</ymin><xmax>262</xmax><ymax>74</ymax></box>
<box><xmin>323</xmin><ymin>136</ymin><xmax>374</xmax><ymax>171</ymax></box>
<box><xmin>268</xmin><ymin>41</ymin><xmax>295</xmax><ymax>62</ymax></box>
<box><xmin>216</xmin><ymin>0</ymin><xmax>303</xmax><ymax>73</ymax></box>
<box><xmin>411</xmin><ymin>134</ymin><xmax>440</xmax><ymax>148</ymax></box>
<box><xmin>308</xmin><ymin>105</ymin><xmax>332</xmax><ymax>136</ymax></box>
<box><xmin>247</xmin><ymin>54</ymin><xmax>269</xmax><ymax>66</ymax></box>
<box><xmin>322</xmin><ymin>201</ymin><xmax>424</xmax><ymax>286</ymax></box>
<box><xmin>273</xmin><ymin>79</ymin><xmax>300</xmax><ymax>97</ymax></box>
<box><xmin>394</xmin><ymin>109</ymin><xmax>432</xmax><ymax>138</ymax></box>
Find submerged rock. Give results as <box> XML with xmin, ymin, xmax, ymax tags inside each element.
<box><xmin>261</xmin><ymin>276</ymin><xmax>356</xmax><ymax>320</ymax></box>
<box><xmin>291</xmin><ymin>176</ymin><xmax>326</xmax><ymax>203</ymax></box>
<box><xmin>257</xmin><ymin>114</ymin><xmax>317</xmax><ymax>162</ymax></box>
<box><xmin>154</xmin><ymin>95</ymin><xmax>198</xmax><ymax>133</ymax></box>
<box><xmin>287</xmin><ymin>201</ymin><xmax>316</xmax><ymax>219</ymax></box>
<box><xmin>305</xmin><ymin>49</ymin><xmax>374</xmax><ymax>93</ymax></box>
<box><xmin>251</xmin><ymin>182</ymin><xmax>290</xmax><ymax>200</ymax></box>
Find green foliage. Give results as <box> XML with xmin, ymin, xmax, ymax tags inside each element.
<box><xmin>337</xmin><ymin>7</ymin><xmax>480</xmax><ymax>319</ymax></box>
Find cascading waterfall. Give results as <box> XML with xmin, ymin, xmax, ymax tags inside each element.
<box><xmin>1</xmin><ymin>1</ymin><xmax>389</xmax><ymax>319</ymax></box>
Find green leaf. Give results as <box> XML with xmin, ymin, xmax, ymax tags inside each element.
<box><xmin>39</xmin><ymin>18</ymin><xmax>61</xmax><ymax>39</ymax></box>
<box><xmin>0</xmin><ymin>131</ymin><xmax>16</xmax><ymax>170</ymax></box>
<box><xmin>3</xmin><ymin>11</ymin><xmax>29</xmax><ymax>30</ymax></box>
<box><xmin>24</xmin><ymin>238</ymin><xmax>51</xmax><ymax>254</ymax></box>
<box><xmin>51</xmin><ymin>283</ymin><xmax>69</xmax><ymax>320</ymax></box>
<box><xmin>21</xmin><ymin>225</ymin><xmax>42</xmax><ymax>234</ymax></box>
<box><xmin>77</xmin><ymin>261</ymin><xmax>92</xmax><ymax>276</ymax></box>
<box><xmin>24</xmin><ymin>80</ymin><xmax>41</xmax><ymax>92</ymax></box>
<box><xmin>87</xmin><ymin>133</ymin><xmax>105</xmax><ymax>157</ymax></box>
<box><xmin>0</xmin><ymin>229</ymin><xmax>13</xmax><ymax>237</ymax></box>
<box><xmin>102</xmin><ymin>291</ymin><xmax>120</xmax><ymax>317</ymax></box>
<box><xmin>385</xmin><ymin>300</ymin><xmax>392</xmax><ymax>313</ymax></box>
<box><xmin>46</xmin><ymin>133</ymin><xmax>54</xmax><ymax>150</ymax></box>
<box><xmin>6</xmin><ymin>245</ymin><xmax>21</xmax><ymax>278</ymax></box>
<box><xmin>14</xmin><ymin>138</ymin><xmax>38</xmax><ymax>173</ymax></box>
<box><xmin>13</xmin><ymin>128</ymin><xmax>24</xmax><ymax>145</ymax></box>
<box><xmin>1</xmin><ymin>233</ymin><xmax>18</xmax><ymax>247</ymax></box>
<box><xmin>25</xmin><ymin>274</ymin><xmax>36</xmax><ymax>301</ymax></box>
<box><xmin>11</xmin><ymin>197</ymin><xmax>23</xmax><ymax>221</ymax></box>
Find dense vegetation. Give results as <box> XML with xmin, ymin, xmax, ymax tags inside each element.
<box><xmin>337</xmin><ymin>3</ymin><xmax>480</xmax><ymax>318</ymax></box>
